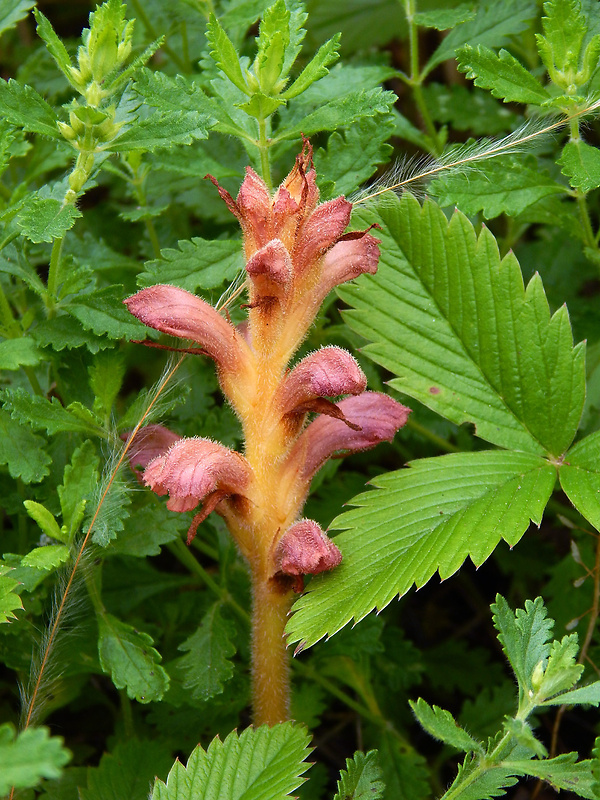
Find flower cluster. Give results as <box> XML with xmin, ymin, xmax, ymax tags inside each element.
<box><xmin>124</xmin><ymin>140</ymin><xmax>410</xmax><ymax>592</ymax></box>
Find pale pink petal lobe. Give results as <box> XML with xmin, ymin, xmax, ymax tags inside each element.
<box><xmin>121</xmin><ymin>424</ymin><xmax>182</xmax><ymax>471</ymax></box>
<box><xmin>319</xmin><ymin>231</ymin><xmax>380</xmax><ymax>299</ymax></box>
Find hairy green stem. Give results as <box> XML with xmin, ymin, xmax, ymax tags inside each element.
<box><xmin>46</xmin><ymin>236</ymin><xmax>65</xmax><ymax>314</ymax></box>
<box><xmin>404</xmin><ymin>0</ymin><xmax>442</xmax><ymax>154</ymax></box>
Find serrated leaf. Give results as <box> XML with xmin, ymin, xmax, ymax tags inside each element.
<box><xmin>176</xmin><ymin>602</ymin><xmax>236</xmax><ymax>701</ymax></box>
<box><xmin>97</xmin><ymin>613</ymin><xmax>169</xmax><ymax>703</ymax></box>
<box><xmin>536</xmin><ymin>0</ymin><xmax>587</xmax><ymax>77</ymax></box>
<box><xmin>425</xmin><ymin>0</ymin><xmax>536</xmax><ymax>76</ymax></box>
<box><xmin>457</xmin><ymin>45</ymin><xmax>552</xmax><ymax>104</ymax></box>
<box><xmin>0</xmin><ymin>408</ymin><xmax>51</xmax><ymax>483</ymax></box>
<box><xmin>23</xmin><ymin>500</ymin><xmax>64</xmax><ymax>542</ymax></box>
<box><xmin>333</xmin><ymin>750</ymin><xmax>385</xmax><ymax>800</ymax></box>
<box><xmin>282</xmin><ymin>33</ymin><xmax>341</xmax><ymax>100</ymax></box>
<box><xmin>410</xmin><ymin>699</ymin><xmax>484</xmax><ymax>753</ymax></box>
<box><xmin>376</xmin><ymin>733</ymin><xmax>430</xmax><ymax>800</ymax></box>
<box><xmin>0</xmin><ymin>337</ymin><xmax>43</xmax><ymax>369</ymax></box>
<box><xmin>0</xmin><ymin>0</ymin><xmax>35</xmax><ymax>37</ymax></box>
<box><xmin>287</xmin><ymin>451</ymin><xmax>555</xmax><ymax>649</ymax></box>
<box><xmin>151</xmin><ymin>723</ymin><xmax>312</xmax><ymax>800</ymax></box>
<box><xmin>138</xmin><ymin>237</ymin><xmax>242</xmax><ymax>293</ymax></box>
<box><xmin>237</xmin><ymin>92</ymin><xmax>285</xmax><ymax>119</ymax></box>
<box><xmin>21</xmin><ymin>544</ymin><xmax>70</xmax><ymax>570</ymax></box>
<box><xmin>0</xmin><ymin>78</ymin><xmax>60</xmax><ymax>137</ymax></box>
<box><xmin>541</xmin><ymin>681</ymin><xmax>600</xmax><ymax>706</ymax></box>
<box><xmin>32</xmin><ymin>315</ymin><xmax>113</xmax><ymax>353</ymax></box>
<box><xmin>507</xmin><ymin>753</ymin><xmax>596</xmax><ymax>798</ymax></box>
<box><xmin>105</xmin><ymin>111</ymin><xmax>212</xmax><ymax>153</ymax></box>
<box><xmin>65</xmin><ymin>285</ymin><xmax>148</xmax><ymax>340</ymax></box>
<box><xmin>58</xmin><ymin>440</ymin><xmax>100</xmax><ymax>541</ymax></box>
<box><xmin>206</xmin><ymin>14</ymin><xmax>249</xmax><ymax>95</ymax></box>
<box><xmin>90</xmin><ymin>476</ymin><xmax>132</xmax><ymax>546</ymax></box>
<box><xmin>81</xmin><ymin>739</ymin><xmax>173</xmax><ymax>800</ymax></box>
<box><xmin>33</xmin><ymin>8</ymin><xmax>73</xmax><ymax>76</ymax></box>
<box><xmin>253</xmin><ymin>0</ymin><xmax>289</xmax><ymax>93</ymax></box>
<box><xmin>558</xmin><ymin>140</ymin><xmax>600</xmax><ymax>192</ymax></box>
<box><xmin>89</xmin><ymin>350</ymin><xmax>125</xmax><ymax>417</ymax></box>
<box><xmin>422</xmin><ymin>83</ymin><xmax>520</xmax><ymax>135</ymax></box>
<box><xmin>536</xmin><ymin>634</ymin><xmax>583</xmax><ymax>701</ymax></box>
<box><xmin>109</xmin><ymin>504</ymin><xmax>182</xmax><ymax>557</ymax></box>
<box><xmin>0</xmin><ymin>565</ymin><xmax>23</xmax><ymax>623</ymax></box>
<box><xmin>17</xmin><ymin>195</ymin><xmax>82</xmax><ymax>243</ymax></box>
<box><xmin>314</xmin><ymin>116</ymin><xmax>394</xmax><ymax>197</ymax></box>
<box><xmin>1</xmin><ymin>388</ymin><xmax>103</xmax><ymax>436</ymax></box>
<box><xmin>560</xmin><ymin>430</ymin><xmax>600</xmax><ymax>531</ymax></box>
<box><xmin>430</xmin><ymin>155</ymin><xmax>566</xmax><ymax>218</ymax></box>
<box><xmin>277</xmin><ymin>87</ymin><xmax>396</xmax><ymax>140</ymax></box>
<box><xmin>343</xmin><ymin>194</ymin><xmax>585</xmax><ymax>455</ymax></box>
<box><xmin>0</xmin><ymin>722</ymin><xmax>70</xmax><ymax>795</ymax></box>
<box><xmin>414</xmin><ymin>4</ymin><xmax>475</xmax><ymax>30</ymax></box>
<box><xmin>492</xmin><ymin>595</ymin><xmax>554</xmax><ymax>692</ymax></box>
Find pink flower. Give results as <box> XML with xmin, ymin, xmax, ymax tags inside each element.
<box><xmin>143</xmin><ymin>437</ymin><xmax>253</xmax><ymax>543</ymax></box>
<box><xmin>121</xmin><ymin>424</ymin><xmax>182</xmax><ymax>472</ymax></box>
<box><xmin>273</xmin><ymin>519</ymin><xmax>342</xmax><ymax>593</ymax></box>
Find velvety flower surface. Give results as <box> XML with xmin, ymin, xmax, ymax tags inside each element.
<box><xmin>274</xmin><ymin>519</ymin><xmax>342</xmax><ymax>593</ymax></box>
<box><xmin>121</xmin><ymin>424</ymin><xmax>181</xmax><ymax>471</ymax></box>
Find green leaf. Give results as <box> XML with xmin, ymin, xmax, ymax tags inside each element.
<box><xmin>17</xmin><ymin>195</ymin><xmax>82</xmax><ymax>243</ymax></box>
<box><xmin>507</xmin><ymin>753</ymin><xmax>596</xmax><ymax>798</ymax></box>
<box><xmin>176</xmin><ymin>602</ymin><xmax>236</xmax><ymax>702</ymax></box>
<box><xmin>89</xmin><ymin>350</ymin><xmax>125</xmax><ymax>417</ymax></box>
<box><xmin>333</xmin><ymin>750</ymin><xmax>385</xmax><ymax>800</ymax></box>
<box><xmin>253</xmin><ymin>0</ymin><xmax>290</xmax><ymax>94</ymax></box>
<box><xmin>105</xmin><ymin>111</ymin><xmax>212</xmax><ymax>153</ymax></box>
<box><xmin>97</xmin><ymin>613</ymin><xmax>169</xmax><ymax>703</ymax></box>
<box><xmin>90</xmin><ymin>476</ymin><xmax>132</xmax><ymax>547</ymax></box>
<box><xmin>65</xmin><ymin>285</ymin><xmax>148</xmax><ymax>340</ymax></box>
<box><xmin>138</xmin><ymin>237</ymin><xmax>242</xmax><ymax>293</ymax></box>
<box><xmin>0</xmin><ymin>722</ymin><xmax>70</xmax><ymax>795</ymax></box>
<box><xmin>0</xmin><ymin>0</ymin><xmax>34</xmax><ymax>37</ymax></box>
<box><xmin>0</xmin><ymin>337</ymin><xmax>43</xmax><ymax>369</ymax></box>
<box><xmin>558</xmin><ymin>140</ymin><xmax>600</xmax><ymax>192</ymax></box>
<box><xmin>343</xmin><ymin>194</ymin><xmax>585</xmax><ymax>455</ymax></box>
<box><xmin>422</xmin><ymin>83</ymin><xmax>521</xmax><ymax>135</ymax></box>
<box><xmin>0</xmin><ymin>565</ymin><xmax>23</xmax><ymax>623</ymax></box>
<box><xmin>282</xmin><ymin>33</ymin><xmax>341</xmax><ymax>100</ymax></box>
<box><xmin>0</xmin><ymin>78</ymin><xmax>60</xmax><ymax>138</ymax></box>
<box><xmin>1</xmin><ymin>388</ymin><xmax>103</xmax><ymax>436</ymax></box>
<box><xmin>23</xmin><ymin>500</ymin><xmax>64</xmax><ymax>542</ymax></box>
<box><xmin>536</xmin><ymin>0</ymin><xmax>587</xmax><ymax>79</ymax></box>
<box><xmin>535</xmin><ymin>634</ymin><xmax>583</xmax><ymax>701</ymax></box>
<box><xmin>491</xmin><ymin>595</ymin><xmax>553</xmax><ymax>692</ymax></box>
<box><xmin>0</xmin><ymin>408</ymin><xmax>51</xmax><ymax>483</ymax></box>
<box><xmin>81</xmin><ymin>739</ymin><xmax>173</xmax><ymax>800</ymax></box>
<box><xmin>58</xmin><ymin>440</ymin><xmax>100</xmax><ymax>541</ymax></box>
<box><xmin>446</xmin><ymin>751</ymin><xmax>519</xmax><ymax>800</ymax></box>
<box><xmin>277</xmin><ymin>87</ymin><xmax>396</xmax><ymax>140</ymax></box>
<box><xmin>410</xmin><ymin>699</ymin><xmax>484</xmax><ymax>754</ymax></box>
<box><xmin>560</xmin><ymin>431</ymin><xmax>600</xmax><ymax>531</ymax></box>
<box><xmin>425</xmin><ymin>0</ymin><xmax>536</xmax><ymax>76</ymax></box>
<box><xmin>151</xmin><ymin>723</ymin><xmax>312</xmax><ymax>800</ymax></box>
<box><xmin>457</xmin><ymin>45</ymin><xmax>552</xmax><ymax>104</ymax></box>
<box><xmin>541</xmin><ymin>681</ymin><xmax>600</xmax><ymax>706</ymax></box>
<box><xmin>108</xmin><ymin>504</ymin><xmax>182</xmax><ymax>557</ymax></box>
<box><xmin>430</xmin><ymin>155</ymin><xmax>566</xmax><ymax>219</ymax></box>
<box><xmin>32</xmin><ymin>315</ymin><xmax>114</xmax><ymax>353</ymax></box>
<box><xmin>375</xmin><ymin>733</ymin><xmax>430</xmax><ymax>800</ymax></box>
<box><xmin>33</xmin><ymin>8</ymin><xmax>73</xmax><ymax>77</ymax></box>
<box><xmin>314</xmin><ymin>116</ymin><xmax>394</xmax><ymax>197</ymax></box>
<box><xmin>237</xmin><ymin>92</ymin><xmax>285</xmax><ymax>119</ymax></box>
<box><xmin>286</xmin><ymin>451</ymin><xmax>555</xmax><ymax>649</ymax></box>
<box><xmin>21</xmin><ymin>544</ymin><xmax>70</xmax><ymax>570</ymax></box>
<box><xmin>206</xmin><ymin>14</ymin><xmax>249</xmax><ymax>95</ymax></box>
<box><xmin>414</xmin><ymin>4</ymin><xmax>476</xmax><ymax>30</ymax></box>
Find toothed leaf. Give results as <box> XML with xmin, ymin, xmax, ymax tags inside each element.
<box><xmin>0</xmin><ymin>723</ymin><xmax>70</xmax><ymax>794</ymax></box>
<box><xmin>558</xmin><ymin>140</ymin><xmax>600</xmax><ymax>192</ymax></box>
<box><xmin>457</xmin><ymin>44</ymin><xmax>552</xmax><ymax>104</ymax></box>
<box><xmin>0</xmin><ymin>565</ymin><xmax>23</xmax><ymax>624</ymax></box>
<box><xmin>410</xmin><ymin>699</ymin><xmax>484</xmax><ymax>753</ymax></box>
<box><xmin>333</xmin><ymin>750</ymin><xmax>385</xmax><ymax>800</ymax></box>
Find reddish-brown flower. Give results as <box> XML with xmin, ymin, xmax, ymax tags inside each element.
<box><xmin>273</xmin><ymin>519</ymin><xmax>342</xmax><ymax>592</ymax></box>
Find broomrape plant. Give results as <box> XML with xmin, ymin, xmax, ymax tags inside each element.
<box><xmin>4</xmin><ymin>0</ymin><xmax>600</xmax><ymax>798</ymax></box>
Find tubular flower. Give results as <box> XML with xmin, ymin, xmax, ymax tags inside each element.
<box><xmin>125</xmin><ymin>140</ymin><xmax>411</xmax><ymax>725</ymax></box>
<box><xmin>121</xmin><ymin>424</ymin><xmax>181</xmax><ymax>472</ymax></box>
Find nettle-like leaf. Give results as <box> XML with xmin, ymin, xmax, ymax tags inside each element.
<box><xmin>558</xmin><ymin>140</ymin><xmax>600</xmax><ymax>192</ymax></box>
<box><xmin>560</xmin><ymin>430</ymin><xmax>600</xmax><ymax>531</ymax></box>
<box><xmin>0</xmin><ymin>408</ymin><xmax>51</xmax><ymax>483</ymax></box>
<box><xmin>492</xmin><ymin>595</ymin><xmax>553</xmax><ymax>691</ymax></box>
<box><xmin>58</xmin><ymin>440</ymin><xmax>100</xmax><ymax>541</ymax></box>
<box><xmin>507</xmin><ymin>754</ymin><xmax>596</xmax><ymax>798</ymax></box>
<box><xmin>342</xmin><ymin>193</ymin><xmax>585</xmax><ymax>456</ymax></box>
<box><xmin>457</xmin><ymin>44</ymin><xmax>552</xmax><ymax>105</ymax></box>
<box><xmin>151</xmin><ymin>724</ymin><xmax>312</xmax><ymax>800</ymax></box>
<box><xmin>410</xmin><ymin>699</ymin><xmax>484</xmax><ymax>754</ymax></box>
<box><xmin>287</xmin><ymin>451</ymin><xmax>555</xmax><ymax>648</ymax></box>
<box><xmin>0</xmin><ymin>565</ymin><xmax>23</xmax><ymax>623</ymax></box>
<box><xmin>424</xmin><ymin>0</ymin><xmax>537</xmax><ymax>76</ymax></box>
<box><xmin>414</xmin><ymin>4</ymin><xmax>476</xmax><ymax>31</ymax></box>
<box><xmin>0</xmin><ymin>723</ymin><xmax>71</xmax><ymax>795</ymax></box>
<box><xmin>0</xmin><ymin>78</ymin><xmax>60</xmax><ymax>138</ymax></box>
<box><xmin>1</xmin><ymin>388</ymin><xmax>104</xmax><ymax>437</ymax></box>
<box><xmin>97</xmin><ymin>612</ymin><xmax>169</xmax><ymax>703</ymax></box>
<box><xmin>176</xmin><ymin>602</ymin><xmax>236</xmax><ymax>702</ymax></box>
<box><xmin>430</xmin><ymin>155</ymin><xmax>566</xmax><ymax>219</ymax></box>
<box><xmin>138</xmin><ymin>238</ymin><xmax>242</xmax><ymax>293</ymax></box>
<box><xmin>333</xmin><ymin>750</ymin><xmax>385</xmax><ymax>800</ymax></box>
<box><xmin>282</xmin><ymin>33</ymin><xmax>340</xmax><ymax>100</ymax></box>
<box><xmin>81</xmin><ymin>739</ymin><xmax>174</xmax><ymax>800</ymax></box>
<box><xmin>104</xmin><ymin>111</ymin><xmax>213</xmax><ymax>153</ymax></box>
<box><xmin>0</xmin><ymin>337</ymin><xmax>44</xmax><ymax>370</ymax></box>
<box><xmin>64</xmin><ymin>285</ymin><xmax>148</xmax><ymax>340</ymax></box>
<box><xmin>89</xmin><ymin>350</ymin><xmax>125</xmax><ymax>418</ymax></box>
<box><xmin>17</xmin><ymin>195</ymin><xmax>83</xmax><ymax>243</ymax></box>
